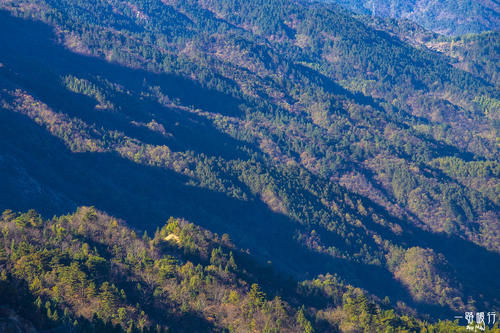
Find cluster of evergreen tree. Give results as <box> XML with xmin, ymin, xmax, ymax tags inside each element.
<box><xmin>2</xmin><ymin>207</ymin><xmax>494</xmax><ymax>332</ymax></box>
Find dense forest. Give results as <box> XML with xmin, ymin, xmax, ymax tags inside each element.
<box><xmin>0</xmin><ymin>0</ymin><xmax>498</xmax><ymax>331</ymax></box>
<box><xmin>0</xmin><ymin>207</ymin><xmax>493</xmax><ymax>332</ymax></box>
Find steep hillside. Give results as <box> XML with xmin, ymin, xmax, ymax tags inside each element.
<box><xmin>0</xmin><ymin>0</ymin><xmax>498</xmax><ymax>327</ymax></box>
<box><xmin>322</xmin><ymin>0</ymin><xmax>500</xmax><ymax>35</ymax></box>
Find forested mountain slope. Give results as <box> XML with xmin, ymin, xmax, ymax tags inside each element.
<box><xmin>0</xmin><ymin>207</ymin><xmax>480</xmax><ymax>332</ymax></box>
<box><xmin>0</xmin><ymin>0</ymin><xmax>498</xmax><ymax>329</ymax></box>
<box><xmin>322</xmin><ymin>0</ymin><xmax>500</xmax><ymax>35</ymax></box>
<box><xmin>356</xmin><ymin>14</ymin><xmax>500</xmax><ymax>89</ymax></box>
<box><xmin>425</xmin><ymin>32</ymin><xmax>500</xmax><ymax>88</ymax></box>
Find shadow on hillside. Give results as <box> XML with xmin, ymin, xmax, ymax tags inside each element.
<box><xmin>1</xmin><ymin>89</ymin><xmax>479</xmax><ymax>321</ymax></box>
<box><xmin>1</xmin><ymin>92</ymin><xmax>462</xmax><ymax>319</ymax></box>
<box><xmin>295</xmin><ymin>62</ymin><xmax>481</xmax><ymax>162</ymax></box>
<box><xmin>0</xmin><ymin>108</ymin><xmax>417</xmax><ymax>310</ymax></box>
<box><xmin>0</xmin><ymin>10</ymin><xmax>251</xmax><ymax>161</ymax></box>
<box><xmin>337</xmin><ymin>176</ymin><xmax>500</xmax><ymax>315</ymax></box>
<box><xmin>0</xmin><ymin>10</ymin><xmax>498</xmax><ymax>322</ymax></box>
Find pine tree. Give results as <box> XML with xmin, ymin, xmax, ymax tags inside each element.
<box><xmin>35</xmin><ymin>296</ymin><xmax>42</xmax><ymax>309</ymax></box>
<box><xmin>0</xmin><ymin>240</ymin><xmax>7</xmax><ymax>264</ymax></box>
<box><xmin>296</xmin><ymin>306</ymin><xmax>314</xmax><ymax>333</ymax></box>
<box><xmin>225</xmin><ymin>251</ymin><xmax>237</xmax><ymax>271</ymax></box>
<box><xmin>248</xmin><ymin>283</ymin><xmax>266</xmax><ymax>309</ymax></box>
<box><xmin>52</xmin><ymin>309</ymin><xmax>59</xmax><ymax>321</ymax></box>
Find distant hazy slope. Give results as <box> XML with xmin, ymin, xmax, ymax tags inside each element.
<box><xmin>323</xmin><ymin>0</ymin><xmax>500</xmax><ymax>35</ymax></box>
